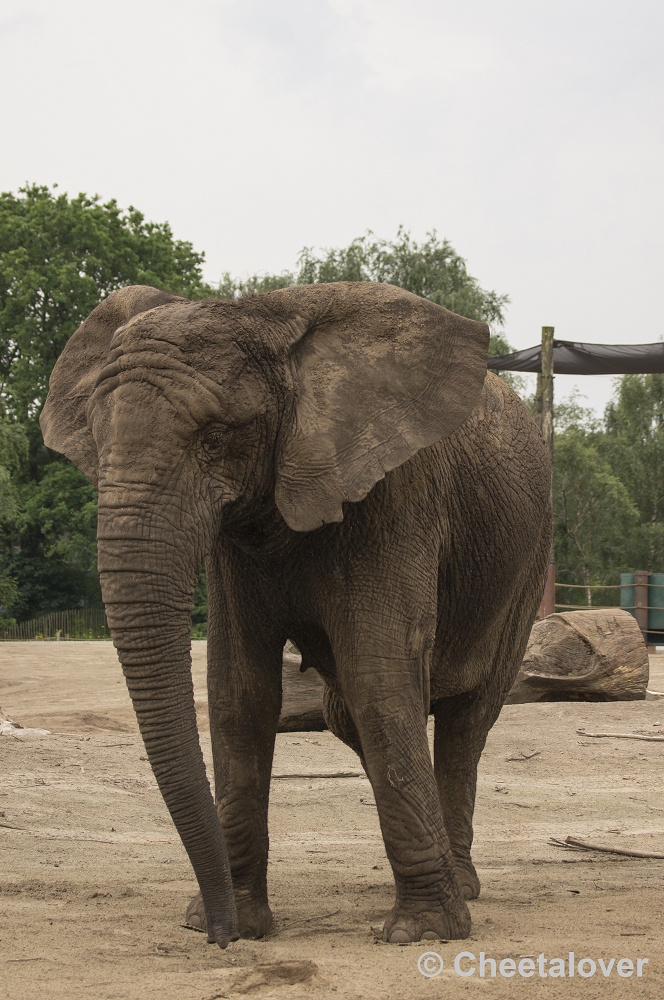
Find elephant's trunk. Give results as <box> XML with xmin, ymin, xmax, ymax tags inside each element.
<box><xmin>96</xmin><ymin>506</ymin><xmax>237</xmax><ymax>948</ymax></box>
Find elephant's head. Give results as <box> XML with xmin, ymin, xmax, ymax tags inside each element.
<box><xmin>40</xmin><ymin>281</ymin><xmax>489</xmax><ymax>946</ymax></box>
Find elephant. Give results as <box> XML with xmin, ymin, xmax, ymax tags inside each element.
<box><xmin>40</xmin><ymin>281</ymin><xmax>551</xmax><ymax>947</ymax></box>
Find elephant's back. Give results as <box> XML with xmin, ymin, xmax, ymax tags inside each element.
<box><xmin>464</xmin><ymin>371</ymin><xmax>545</xmax><ymax>464</ymax></box>
<box><xmin>443</xmin><ymin>371</ymin><xmax>549</xmax><ymax>509</ymax></box>
<box><xmin>429</xmin><ymin>370</ymin><xmax>551</xmax><ymax>581</ymax></box>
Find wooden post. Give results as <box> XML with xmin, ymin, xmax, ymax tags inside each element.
<box><xmin>634</xmin><ymin>570</ymin><xmax>650</xmax><ymax>645</ymax></box>
<box><xmin>537</xmin><ymin>327</ymin><xmax>555</xmax><ymax>617</ymax></box>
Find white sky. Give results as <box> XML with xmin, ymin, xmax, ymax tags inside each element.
<box><xmin>2</xmin><ymin>0</ymin><xmax>663</xmax><ymax>415</ymax></box>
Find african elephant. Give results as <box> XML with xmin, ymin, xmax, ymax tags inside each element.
<box><xmin>40</xmin><ymin>281</ymin><xmax>551</xmax><ymax>947</ymax></box>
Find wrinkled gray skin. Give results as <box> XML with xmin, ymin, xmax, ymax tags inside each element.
<box><xmin>41</xmin><ymin>282</ymin><xmax>551</xmax><ymax>948</ymax></box>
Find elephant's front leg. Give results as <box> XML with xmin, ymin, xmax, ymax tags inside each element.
<box><xmin>186</xmin><ymin>565</ymin><xmax>283</xmax><ymax>940</ymax></box>
<box><xmin>338</xmin><ymin>634</ymin><xmax>470</xmax><ymax>943</ymax></box>
<box><xmin>206</xmin><ymin>632</ymin><xmax>282</xmax><ymax>939</ymax></box>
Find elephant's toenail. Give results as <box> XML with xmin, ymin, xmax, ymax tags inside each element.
<box><xmin>420</xmin><ymin>931</ymin><xmax>438</xmax><ymax>940</ymax></box>
<box><xmin>188</xmin><ymin>915</ymin><xmax>201</xmax><ymax>929</ymax></box>
<box><xmin>389</xmin><ymin>929</ymin><xmax>411</xmax><ymax>943</ymax></box>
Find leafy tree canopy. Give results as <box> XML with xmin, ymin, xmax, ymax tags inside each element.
<box><xmin>0</xmin><ymin>418</ymin><xmax>27</xmax><ymax>621</ymax></box>
<box><xmin>0</xmin><ymin>184</ymin><xmax>211</xmax><ymax>428</ymax></box>
<box><xmin>553</xmin><ymin>397</ymin><xmax>639</xmax><ymax>604</ymax></box>
<box><xmin>0</xmin><ymin>184</ymin><xmax>213</xmax><ymax>624</ymax></box>
<box><xmin>602</xmin><ymin>374</ymin><xmax>664</xmax><ymax>572</ymax></box>
<box><xmin>218</xmin><ymin>228</ymin><xmax>509</xmax><ymax>329</ymax></box>
<box><xmin>553</xmin><ymin>380</ymin><xmax>664</xmax><ymax>609</ymax></box>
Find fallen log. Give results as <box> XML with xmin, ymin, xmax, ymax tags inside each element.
<box><xmin>279</xmin><ymin>609</ymin><xmax>651</xmax><ymax>730</ymax></box>
<box><xmin>277</xmin><ymin>653</ymin><xmax>326</xmax><ymax>732</ymax></box>
<box><xmin>506</xmin><ymin>609</ymin><xmax>649</xmax><ymax>704</ymax></box>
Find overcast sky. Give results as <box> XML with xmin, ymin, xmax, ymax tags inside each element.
<box><xmin>2</xmin><ymin>0</ymin><xmax>663</xmax><ymax>413</ymax></box>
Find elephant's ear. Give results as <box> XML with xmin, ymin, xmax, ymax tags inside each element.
<box><xmin>267</xmin><ymin>282</ymin><xmax>490</xmax><ymax>532</ymax></box>
<box><xmin>40</xmin><ymin>285</ymin><xmax>184</xmax><ymax>484</ymax></box>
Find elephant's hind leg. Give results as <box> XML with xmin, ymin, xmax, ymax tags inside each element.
<box><xmin>323</xmin><ymin>685</ymin><xmax>366</xmax><ymax>767</ymax></box>
<box><xmin>432</xmin><ymin>596</ymin><xmax>537</xmax><ymax>900</ymax></box>
<box><xmin>333</xmin><ymin>637</ymin><xmax>470</xmax><ymax>941</ymax></box>
<box><xmin>432</xmin><ymin>690</ymin><xmax>499</xmax><ymax>901</ymax></box>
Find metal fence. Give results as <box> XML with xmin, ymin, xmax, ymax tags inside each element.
<box><xmin>0</xmin><ymin>608</ymin><xmax>110</xmax><ymax>641</ymax></box>
<box><xmin>555</xmin><ymin>572</ymin><xmax>664</xmax><ymax>644</ymax></box>
<box><xmin>4</xmin><ymin>572</ymin><xmax>664</xmax><ymax>643</ymax></box>
<box><xmin>554</xmin><ymin>582</ymin><xmax>623</xmax><ymax>611</ymax></box>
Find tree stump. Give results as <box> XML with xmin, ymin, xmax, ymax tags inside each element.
<box><xmin>506</xmin><ymin>609</ymin><xmax>649</xmax><ymax>704</ymax></box>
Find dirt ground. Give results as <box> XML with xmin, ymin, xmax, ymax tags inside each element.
<box><xmin>1</xmin><ymin>641</ymin><xmax>663</xmax><ymax>999</ymax></box>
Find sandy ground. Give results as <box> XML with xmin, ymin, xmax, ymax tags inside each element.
<box><xmin>1</xmin><ymin>641</ymin><xmax>663</xmax><ymax>999</ymax></box>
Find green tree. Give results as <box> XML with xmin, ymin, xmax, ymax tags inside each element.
<box><xmin>191</xmin><ymin>569</ymin><xmax>209</xmax><ymax>639</ymax></box>
<box><xmin>216</xmin><ymin>271</ymin><xmax>296</xmax><ymax>299</ymax></box>
<box><xmin>0</xmin><ymin>419</ymin><xmax>27</xmax><ymax>626</ymax></box>
<box><xmin>603</xmin><ymin>374</ymin><xmax>664</xmax><ymax>572</ymax></box>
<box><xmin>551</xmin><ymin>395</ymin><xmax>639</xmax><ymax>607</ymax></box>
<box><xmin>0</xmin><ymin>184</ymin><xmax>214</xmax><ymax>623</ymax></box>
<box><xmin>4</xmin><ymin>462</ymin><xmax>102</xmax><ymax>622</ymax></box>
<box><xmin>550</xmin><ymin>381</ymin><xmax>664</xmax><ymax>606</ymax></box>
<box><xmin>218</xmin><ymin>228</ymin><xmax>509</xmax><ymax>326</ymax></box>
<box><xmin>0</xmin><ymin>462</ymin><xmax>18</xmax><ymax>626</ymax></box>
<box><xmin>0</xmin><ymin>184</ymin><xmax>211</xmax><ymax>429</ymax></box>
<box><xmin>554</xmin><ymin>440</ymin><xmax>638</xmax><ymax>606</ymax></box>
<box><xmin>219</xmin><ymin>229</ymin><xmax>520</xmax><ymax>388</ymax></box>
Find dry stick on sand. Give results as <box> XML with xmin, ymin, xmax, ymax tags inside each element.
<box><xmin>550</xmin><ymin>836</ymin><xmax>664</xmax><ymax>859</ymax></box>
<box><xmin>283</xmin><ymin>909</ymin><xmax>341</xmax><ymax>928</ymax></box>
<box><xmin>272</xmin><ymin>771</ymin><xmax>364</xmax><ymax>779</ymax></box>
<box><xmin>576</xmin><ymin>729</ymin><xmax>664</xmax><ymax>742</ymax></box>
<box><xmin>37</xmin><ymin>836</ymin><xmax>173</xmax><ymax>844</ymax></box>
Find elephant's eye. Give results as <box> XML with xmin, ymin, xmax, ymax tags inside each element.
<box><xmin>203</xmin><ymin>430</ymin><xmax>226</xmax><ymax>451</ymax></box>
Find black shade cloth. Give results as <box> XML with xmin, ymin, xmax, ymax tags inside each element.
<box><xmin>488</xmin><ymin>341</ymin><xmax>664</xmax><ymax>375</ymax></box>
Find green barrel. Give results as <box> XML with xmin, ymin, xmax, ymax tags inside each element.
<box><xmin>649</xmin><ymin>573</ymin><xmax>664</xmax><ymax>639</ymax></box>
<box><xmin>621</xmin><ymin>572</ymin><xmax>664</xmax><ymax>643</ymax></box>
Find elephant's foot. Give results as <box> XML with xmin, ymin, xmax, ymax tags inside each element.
<box><xmin>185</xmin><ymin>892</ymin><xmax>273</xmax><ymax>940</ymax></box>
<box><xmin>236</xmin><ymin>898</ymin><xmax>274</xmax><ymax>939</ymax></box>
<box><xmin>452</xmin><ymin>855</ymin><xmax>481</xmax><ymax>900</ymax></box>
<box><xmin>185</xmin><ymin>892</ymin><xmax>208</xmax><ymax>933</ymax></box>
<box><xmin>183</xmin><ymin>893</ymin><xmax>239</xmax><ymax>946</ymax></box>
<box><xmin>382</xmin><ymin>896</ymin><xmax>471</xmax><ymax>943</ymax></box>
